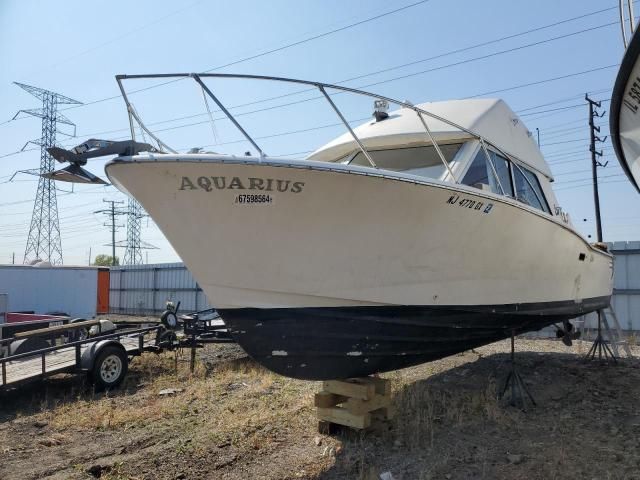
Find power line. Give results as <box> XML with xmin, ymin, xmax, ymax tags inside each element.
<box><xmin>52</xmin><ymin>0</ymin><xmax>433</xmax><ymax>114</ymax></box>
<box><xmin>550</xmin><ymin>154</ymin><xmax>615</xmax><ymax>167</ymax></box>
<box><xmin>37</xmin><ymin>0</ymin><xmax>205</xmax><ymax>74</ymax></box>
<box><xmin>67</xmin><ymin>76</ymin><xmax>612</xmax><ymax>143</ymax></box>
<box><xmin>555</xmin><ymin>173</ymin><xmax>625</xmax><ymax>184</ymax></box>
<box><xmin>546</xmin><ymin>144</ymin><xmax>614</xmax><ymax>158</ymax></box>
<box><xmin>542</xmin><ymin>124</ymin><xmax>608</xmax><ymax>139</ymax></box>
<box><xmin>204</xmin><ymin>1</ymin><xmax>433</xmax><ymax>73</ymax></box>
<box><xmin>471</xmin><ymin>64</ymin><xmax>618</xmax><ymax>98</ymax></box>
<box><xmin>162</xmin><ymin>23</ymin><xmax>621</xmax><ymax>132</ymax></box>
<box><xmin>542</xmin><ymin>137</ymin><xmax>590</xmax><ymax>146</ymax></box>
<box><xmin>517</xmin><ymin>88</ymin><xmax>611</xmax><ymax>113</ymax></box>
<box><xmin>4</xmin><ymin>3</ymin><xmax>618</xmax><ymax>135</ymax></box>
<box><xmin>0</xmin><ymin>19</ymin><xmax>622</xmax><ymax>158</ymax></box>
<box><xmin>555</xmin><ymin>177</ymin><xmax>628</xmax><ymax>191</ymax></box>
<box><xmin>78</xmin><ymin>5</ymin><xmax>625</xmax><ymax>115</ymax></box>
<box><xmin>553</xmin><ymin>162</ymin><xmax>621</xmax><ymax>176</ymax></box>
<box><xmin>61</xmin><ymin>63</ymin><xmax>617</xmax><ymax>150</ymax></box>
<box><xmin>0</xmin><ymin>184</ymin><xmax>113</xmax><ymax>207</ymax></box>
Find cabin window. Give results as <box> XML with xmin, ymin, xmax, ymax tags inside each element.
<box><xmin>335</xmin><ymin>152</ymin><xmax>355</xmax><ymax>164</ymax></box>
<box><xmin>348</xmin><ymin>143</ymin><xmax>463</xmax><ymax>177</ymax></box>
<box><xmin>512</xmin><ymin>164</ymin><xmax>550</xmax><ymax>213</ymax></box>
<box><xmin>490</xmin><ymin>153</ymin><xmax>514</xmax><ymax>197</ymax></box>
<box><xmin>461</xmin><ymin>149</ymin><xmax>513</xmax><ymax>196</ymax></box>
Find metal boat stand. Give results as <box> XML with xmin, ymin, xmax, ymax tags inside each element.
<box><xmin>500</xmin><ymin>329</ymin><xmax>536</xmax><ymax>410</ymax></box>
<box><xmin>584</xmin><ymin>309</ymin><xmax>617</xmax><ymax>364</ymax></box>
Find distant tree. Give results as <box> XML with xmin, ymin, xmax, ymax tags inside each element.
<box><xmin>94</xmin><ymin>254</ymin><xmax>119</xmax><ymax>266</ymax></box>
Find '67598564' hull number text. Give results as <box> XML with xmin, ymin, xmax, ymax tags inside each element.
<box><xmin>234</xmin><ymin>194</ymin><xmax>273</xmax><ymax>204</ymax></box>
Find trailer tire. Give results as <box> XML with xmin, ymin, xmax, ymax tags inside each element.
<box><xmin>91</xmin><ymin>346</ymin><xmax>128</xmax><ymax>390</ymax></box>
<box><xmin>160</xmin><ymin>310</ymin><xmax>178</xmax><ymax>330</ymax></box>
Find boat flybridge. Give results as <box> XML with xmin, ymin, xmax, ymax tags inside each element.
<box><xmin>47</xmin><ymin>73</ymin><xmax>613</xmax><ymax>380</ymax></box>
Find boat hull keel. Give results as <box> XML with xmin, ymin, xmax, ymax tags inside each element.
<box><xmin>220</xmin><ymin>297</ymin><xmax>609</xmax><ymax>380</ymax></box>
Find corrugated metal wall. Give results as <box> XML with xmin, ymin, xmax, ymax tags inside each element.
<box><xmin>109</xmin><ymin>263</ymin><xmax>212</xmax><ymax>315</ymax></box>
<box><xmin>609</xmin><ymin>240</ymin><xmax>640</xmax><ymax>331</ymax></box>
<box><xmin>0</xmin><ymin>265</ymin><xmax>98</xmax><ymax>318</ymax></box>
<box><xmin>110</xmin><ymin>242</ymin><xmax>640</xmax><ymax>327</ymax></box>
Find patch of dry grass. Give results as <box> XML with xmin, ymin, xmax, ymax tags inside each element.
<box><xmin>7</xmin><ymin>338</ymin><xmax>638</xmax><ymax>480</ymax></box>
<box><xmin>39</xmin><ymin>347</ymin><xmax>322</xmax><ymax>459</ymax></box>
<box><xmin>391</xmin><ymin>375</ymin><xmax>508</xmax><ymax>450</ymax></box>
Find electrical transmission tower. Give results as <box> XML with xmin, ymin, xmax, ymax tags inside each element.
<box><xmin>13</xmin><ymin>82</ymin><xmax>82</xmax><ymax>265</ymax></box>
<box><xmin>123</xmin><ymin>198</ymin><xmax>144</xmax><ymax>265</ymax></box>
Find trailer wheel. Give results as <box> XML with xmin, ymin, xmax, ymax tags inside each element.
<box><xmin>91</xmin><ymin>346</ymin><xmax>128</xmax><ymax>390</ymax></box>
<box><xmin>160</xmin><ymin>310</ymin><xmax>178</xmax><ymax>330</ymax></box>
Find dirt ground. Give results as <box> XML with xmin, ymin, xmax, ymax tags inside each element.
<box><xmin>1</xmin><ymin>331</ymin><xmax>639</xmax><ymax>480</ymax></box>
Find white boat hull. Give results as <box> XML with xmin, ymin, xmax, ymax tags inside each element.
<box><xmin>106</xmin><ymin>156</ymin><xmax>612</xmax><ymax>379</ymax></box>
<box><xmin>106</xmin><ymin>156</ymin><xmax>611</xmax><ymax>308</ymax></box>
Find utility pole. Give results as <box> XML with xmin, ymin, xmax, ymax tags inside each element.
<box><xmin>586</xmin><ymin>94</ymin><xmax>608</xmax><ymax>243</ymax></box>
<box><xmin>13</xmin><ymin>82</ymin><xmax>82</xmax><ymax>265</ymax></box>
<box><xmin>95</xmin><ymin>199</ymin><xmax>125</xmax><ymax>266</ymax></box>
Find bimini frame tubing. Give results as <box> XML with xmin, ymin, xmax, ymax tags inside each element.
<box><xmin>114</xmin><ymin>72</ymin><xmax>544</xmax><ymax>183</ymax></box>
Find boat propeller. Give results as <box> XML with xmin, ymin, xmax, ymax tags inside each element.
<box><xmin>42</xmin><ymin>138</ymin><xmax>158</xmax><ymax>185</ymax></box>
<box><xmin>554</xmin><ymin>321</ymin><xmax>580</xmax><ymax>346</ymax></box>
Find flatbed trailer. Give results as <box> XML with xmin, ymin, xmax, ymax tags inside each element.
<box><xmin>0</xmin><ymin>305</ymin><xmax>237</xmax><ymax>392</ymax></box>
<box><xmin>0</xmin><ymin>325</ymin><xmax>162</xmax><ymax>391</ymax></box>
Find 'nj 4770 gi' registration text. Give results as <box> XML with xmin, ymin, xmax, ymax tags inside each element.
<box><xmin>234</xmin><ymin>194</ymin><xmax>274</xmax><ymax>204</ymax></box>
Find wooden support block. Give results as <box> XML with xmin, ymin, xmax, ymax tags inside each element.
<box><xmin>345</xmin><ymin>393</ymin><xmax>391</xmax><ymax>415</ymax></box>
<box><xmin>322</xmin><ymin>379</ymin><xmax>375</xmax><ymax>400</ymax></box>
<box><xmin>317</xmin><ymin>406</ymin><xmax>371</xmax><ymax>429</ymax></box>
<box><xmin>335</xmin><ymin>376</ymin><xmax>391</xmax><ymax>395</ymax></box>
<box><xmin>369</xmin><ymin>377</ymin><xmax>392</xmax><ymax>396</ymax></box>
<box><xmin>316</xmin><ymin>377</ymin><xmax>393</xmax><ymax>432</ymax></box>
<box><xmin>314</xmin><ymin>391</ymin><xmax>348</xmax><ymax>408</ymax></box>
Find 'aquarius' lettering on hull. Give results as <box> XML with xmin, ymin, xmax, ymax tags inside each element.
<box><xmin>179</xmin><ymin>176</ymin><xmax>305</xmax><ymax>193</ymax></box>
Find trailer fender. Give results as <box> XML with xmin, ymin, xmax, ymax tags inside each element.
<box><xmin>80</xmin><ymin>339</ymin><xmax>128</xmax><ymax>371</ymax></box>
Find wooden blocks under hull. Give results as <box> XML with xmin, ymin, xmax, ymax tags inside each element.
<box><xmin>315</xmin><ymin>377</ymin><xmax>393</xmax><ymax>431</ymax></box>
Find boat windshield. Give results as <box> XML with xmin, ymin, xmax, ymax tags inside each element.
<box><xmin>343</xmin><ymin>143</ymin><xmax>463</xmax><ymax>179</ymax></box>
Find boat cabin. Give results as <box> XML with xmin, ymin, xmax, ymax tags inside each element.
<box><xmin>307</xmin><ymin>98</ymin><xmax>559</xmax><ymax>219</ymax></box>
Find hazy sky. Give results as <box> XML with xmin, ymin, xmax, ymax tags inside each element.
<box><xmin>0</xmin><ymin>0</ymin><xmax>638</xmax><ymax>265</ymax></box>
